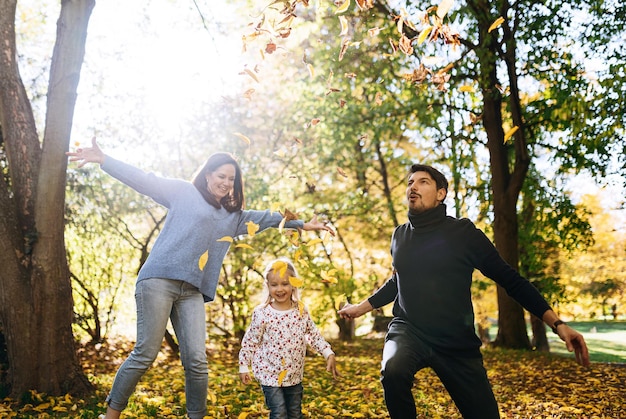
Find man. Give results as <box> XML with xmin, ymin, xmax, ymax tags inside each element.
<box><xmin>338</xmin><ymin>164</ymin><xmax>589</xmax><ymax>419</ymax></box>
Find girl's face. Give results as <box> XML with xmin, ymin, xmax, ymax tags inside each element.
<box><xmin>206</xmin><ymin>163</ymin><xmax>236</xmax><ymax>201</ymax></box>
<box><xmin>267</xmin><ymin>271</ymin><xmax>294</xmax><ymax>310</ymax></box>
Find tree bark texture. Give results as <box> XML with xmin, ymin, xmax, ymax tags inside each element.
<box><xmin>0</xmin><ymin>0</ymin><xmax>95</xmax><ymax>397</ymax></box>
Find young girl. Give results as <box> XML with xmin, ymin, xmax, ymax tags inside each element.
<box><xmin>239</xmin><ymin>258</ymin><xmax>338</xmax><ymax>419</ymax></box>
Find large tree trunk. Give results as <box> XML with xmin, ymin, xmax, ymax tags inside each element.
<box><xmin>0</xmin><ymin>0</ymin><xmax>95</xmax><ymax>397</ymax></box>
<box><xmin>470</xmin><ymin>0</ymin><xmax>532</xmax><ymax>349</ymax></box>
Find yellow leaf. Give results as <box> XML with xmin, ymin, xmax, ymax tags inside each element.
<box><xmin>235</xmin><ymin>243</ymin><xmax>254</xmax><ymax>250</ymax></box>
<box><xmin>417</xmin><ymin>25</ymin><xmax>433</xmax><ymax>45</ymax></box>
<box><xmin>278</xmin><ymin>217</ymin><xmax>287</xmax><ymax>233</ymax></box>
<box><xmin>246</xmin><ymin>221</ymin><xmax>260</xmax><ymax>237</ymax></box>
<box><xmin>337</xmin><ymin>166</ymin><xmax>348</xmax><ymax>178</ymax></box>
<box><xmin>307</xmin><ymin>63</ymin><xmax>315</xmax><ymax>79</ymax></box>
<box><xmin>488</xmin><ymin>16</ymin><xmax>505</xmax><ymax>33</ymax></box>
<box><xmin>293</xmin><ymin>248</ymin><xmax>302</xmax><ymax>263</ymax></box>
<box><xmin>289</xmin><ymin>276</ymin><xmax>304</xmax><ymax>287</ymax></box>
<box><xmin>503</xmin><ymin>125</ymin><xmax>519</xmax><ymax>142</ymax></box>
<box><xmin>339</xmin><ymin>16</ymin><xmax>349</xmax><ymax>36</ymax></box>
<box><xmin>272</xmin><ymin>260</ymin><xmax>288</xmax><ymax>278</ymax></box>
<box><xmin>437</xmin><ymin>0</ymin><xmax>454</xmax><ymax>19</ymax></box>
<box><xmin>277</xmin><ymin>369</ymin><xmax>287</xmax><ymax>385</ymax></box>
<box><xmin>459</xmin><ymin>84</ymin><xmax>475</xmax><ymax>92</ymax></box>
<box><xmin>335</xmin><ymin>0</ymin><xmax>350</xmax><ymax>14</ymax></box>
<box><xmin>298</xmin><ymin>301</ymin><xmax>304</xmax><ymax>316</ymax></box>
<box><xmin>198</xmin><ymin>250</ymin><xmax>209</xmax><ymax>271</ymax></box>
<box><xmin>281</xmin><ymin>357</ymin><xmax>286</xmax><ymax>366</ymax></box>
<box><xmin>233</xmin><ymin>132</ymin><xmax>251</xmax><ymax>145</ymax></box>
<box><xmin>238</xmin><ymin>413</ymin><xmax>249</xmax><ymax>419</ymax></box>
<box><xmin>217</xmin><ymin>236</ymin><xmax>234</xmax><ymax>242</ymax></box>
<box><xmin>243</xmin><ymin>68</ymin><xmax>259</xmax><ymax>83</ymax></box>
<box><xmin>305</xmin><ymin>238</ymin><xmax>323</xmax><ymax>247</ymax></box>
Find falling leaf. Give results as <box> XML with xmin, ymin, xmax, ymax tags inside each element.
<box><xmin>344</xmin><ymin>72</ymin><xmax>357</xmax><ymax>79</ymax></box>
<box><xmin>293</xmin><ymin>248</ymin><xmax>303</xmax><ymax>263</ymax></box>
<box><xmin>398</xmin><ymin>35</ymin><xmax>413</xmax><ymax>55</ymax></box>
<box><xmin>437</xmin><ymin>0</ymin><xmax>454</xmax><ymax>19</ymax></box>
<box><xmin>277</xmin><ymin>370</ymin><xmax>288</xmax><ymax>385</ymax></box>
<box><xmin>335</xmin><ymin>0</ymin><xmax>350</xmax><ymax>14</ymax></box>
<box><xmin>235</xmin><ymin>243</ymin><xmax>254</xmax><ymax>250</ymax></box>
<box><xmin>305</xmin><ymin>238</ymin><xmax>323</xmax><ymax>247</ymax></box>
<box><xmin>243</xmin><ymin>68</ymin><xmax>259</xmax><ymax>83</ymax></box>
<box><xmin>339</xmin><ymin>98</ymin><xmax>347</xmax><ymax>107</ymax></box>
<box><xmin>289</xmin><ymin>276</ymin><xmax>304</xmax><ymax>287</ymax></box>
<box><xmin>355</xmin><ymin>0</ymin><xmax>373</xmax><ymax>10</ymax></box>
<box><xmin>265</xmin><ymin>41</ymin><xmax>277</xmax><ymax>54</ymax></box>
<box><xmin>367</xmin><ymin>27</ymin><xmax>380</xmax><ymax>37</ymax></box>
<box><xmin>375</xmin><ymin>91</ymin><xmax>383</xmax><ymax>105</ymax></box>
<box><xmin>198</xmin><ymin>250</ymin><xmax>209</xmax><ymax>271</ymax></box>
<box><xmin>321</xmin><ymin>269</ymin><xmax>338</xmax><ymax>284</ymax></box>
<box><xmin>243</xmin><ymin>89</ymin><xmax>255</xmax><ymax>100</ymax></box>
<box><xmin>310</xmin><ymin>118</ymin><xmax>321</xmax><ymax>126</ymax></box>
<box><xmin>307</xmin><ymin>63</ymin><xmax>315</xmax><ymax>79</ymax></box>
<box><xmin>459</xmin><ymin>84</ymin><xmax>475</xmax><ymax>92</ymax></box>
<box><xmin>337</xmin><ymin>167</ymin><xmax>348</xmax><ymax>178</ymax></box>
<box><xmin>339</xmin><ymin>16</ymin><xmax>349</xmax><ymax>36</ymax></box>
<box><xmin>278</xmin><ymin>217</ymin><xmax>287</xmax><ymax>233</ymax></box>
<box><xmin>217</xmin><ymin>236</ymin><xmax>234</xmax><ymax>242</ymax></box>
<box><xmin>417</xmin><ymin>25</ymin><xmax>433</xmax><ymax>45</ymax></box>
<box><xmin>489</xmin><ymin>16</ymin><xmax>505</xmax><ymax>33</ymax></box>
<box><xmin>503</xmin><ymin>125</ymin><xmax>519</xmax><ymax>142</ymax></box>
<box><xmin>233</xmin><ymin>132</ymin><xmax>251</xmax><ymax>145</ymax></box>
<box><xmin>422</xmin><ymin>55</ymin><xmax>445</xmax><ymax>66</ymax></box>
<box><xmin>246</xmin><ymin>221</ymin><xmax>260</xmax><ymax>237</ymax></box>
<box><xmin>338</xmin><ymin>39</ymin><xmax>350</xmax><ymax>61</ymax></box>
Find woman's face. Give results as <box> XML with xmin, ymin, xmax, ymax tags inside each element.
<box><xmin>206</xmin><ymin>163</ymin><xmax>236</xmax><ymax>201</ymax></box>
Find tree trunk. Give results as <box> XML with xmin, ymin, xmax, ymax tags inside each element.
<box><xmin>530</xmin><ymin>314</ymin><xmax>549</xmax><ymax>352</ymax></box>
<box><xmin>470</xmin><ymin>0</ymin><xmax>532</xmax><ymax>349</ymax></box>
<box><xmin>0</xmin><ymin>0</ymin><xmax>95</xmax><ymax>397</ymax></box>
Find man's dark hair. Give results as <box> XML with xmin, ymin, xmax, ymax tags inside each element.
<box><xmin>409</xmin><ymin>164</ymin><xmax>449</xmax><ymax>193</ymax></box>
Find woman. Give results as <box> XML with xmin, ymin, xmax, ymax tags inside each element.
<box><xmin>67</xmin><ymin>138</ymin><xmax>333</xmax><ymax>419</ymax></box>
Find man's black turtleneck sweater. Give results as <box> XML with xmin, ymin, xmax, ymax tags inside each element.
<box><xmin>368</xmin><ymin>204</ymin><xmax>551</xmax><ymax>357</ymax></box>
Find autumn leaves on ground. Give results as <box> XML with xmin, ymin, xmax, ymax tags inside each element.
<box><xmin>1</xmin><ymin>335</ymin><xmax>624</xmax><ymax>419</ymax></box>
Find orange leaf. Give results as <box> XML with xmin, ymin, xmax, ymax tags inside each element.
<box><xmin>337</xmin><ymin>167</ymin><xmax>348</xmax><ymax>178</ymax></box>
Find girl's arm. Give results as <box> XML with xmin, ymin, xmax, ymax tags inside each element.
<box><xmin>238</xmin><ymin>309</ymin><xmax>264</xmax><ymax>382</ymax></box>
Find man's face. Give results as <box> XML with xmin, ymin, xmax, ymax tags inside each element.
<box><xmin>406</xmin><ymin>171</ymin><xmax>446</xmax><ymax>214</ymax></box>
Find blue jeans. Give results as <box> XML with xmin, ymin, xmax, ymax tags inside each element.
<box><xmin>381</xmin><ymin>322</ymin><xmax>500</xmax><ymax>419</ymax></box>
<box><xmin>106</xmin><ymin>278</ymin><xmax>208</xmax><ymax>419</ymax></box>
<box><xmin>261</xmin><ymin>384</ymin><xmax>303</xmax><ymax>419</ymax></box>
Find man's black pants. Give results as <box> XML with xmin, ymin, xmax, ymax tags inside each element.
<box><xmin>381</xmin><ymin>322</ymin><xmax>500</xmax><ymax>419</ymax></box>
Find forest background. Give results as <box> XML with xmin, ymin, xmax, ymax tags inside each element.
<box><xmin>0</xmin><ymin>0</ymin><xmax>625</xmax><ymax>417</ymax></box>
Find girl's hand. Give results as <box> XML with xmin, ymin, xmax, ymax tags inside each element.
<box><xmin>302</xmin><ymin>215</ymin><xmax>335</xmax><ymax>237</ymax></box>
<box><xmin>239</xmin><ymin>372</ymin><xmax>253</xmax><ymax>385</ymax></box>
<box><xmin>66</xmin><ymin>137</ymin><xmax>105</xmax><ymax>167</ymax></box>
<box><xmin>326</xmin><ymin>354</ymin><xmax>339</xmax><ymax>379</ymax></box>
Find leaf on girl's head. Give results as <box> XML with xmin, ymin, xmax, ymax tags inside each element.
<box><xmin>417</xmin><ymin>25</ymin><xmax>433</xmax><ymax>45</ymax></box>
<box><xmin>503</xmin><ymin>125</ymin><xmax>519</xmax><ymax>142</ymax></box>
<box><xmin>307</xmin><ymin>63</ymin><xmax>315</xmax><ymax>79</ymax></box>
<box><xmin>335</xmin><ymin>0</ymin><xmax>350</xmax><ymax>14</ymax></box>
<box><xmin>198</xmin><ymin>250</ymin><xmax>209</xmax><ymax>271</ymax></box>
<box><xmin>339</xmin><ymin>16</ymin><xmax>349</xmax><ymax>36</ymax></box>
<box><xmin>437</xmin><ymin>0</ymin><xmax>454</xmax><ymax>19</ymax></box>
<box><xmin>489</xmin><ymin>16</ymin><xmax>505</xmax><ymax>33</ymax></box>
<box><xmin>233</xmin><ymin>132</ymin><xmax>251</xmax><ymax>145</ymax></box>
<box><xmin>272</xmin><ymin>260</ymin><xmax>288</xmax><ymax>277</ymax></box>
<box><xmin>459</xmin><ymin>84</ymin><xmax>475</xmax><ymax>92</ymax></box>
<box><xmin>246</xmin><ymin>221</ymin><xmax>260</xmax><ymax>237</ymax></box>
<box><xmin>337</xmin><ymin>167</ymin><xmax>348</xmax><ymax>178</ymax></box>
<box><xmin>217</xmin><ymin>236</ymin><xmax>234</xmax><ymax>242</ymax></box>
<box><xmin>277</xmin><ymin>369</ymin><xmax>288</xmax><ymax>385</ymax></box>
<box><xmin>289</xmin><ymin>276</ymin><xmax>304</xmax><ymax>287</ymax></box>
<box><xmin>235</xmin><ymin>243</ymin><xmax>254</xmax><ymax>250</ymax></box>
<box><xmin>305</xmin><ymin>238</ymin><xmax>323</xmax><ymax>247</ymax></box>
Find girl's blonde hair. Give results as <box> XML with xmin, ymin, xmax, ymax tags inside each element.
<box><xmin>262</xmin><ymin>257</ymin><xmax>301</xmax><ymax>306</ymax></box>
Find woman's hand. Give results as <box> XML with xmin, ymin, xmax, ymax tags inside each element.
<box><xmin>302</xmin><ymin>215</ymin><xmax>335</xmax><ymax>236</ymax></box>
<box><xmin>66</xmin><ymin>137</ymin><xmax>105</xmax><ymax>167</ymax></box>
